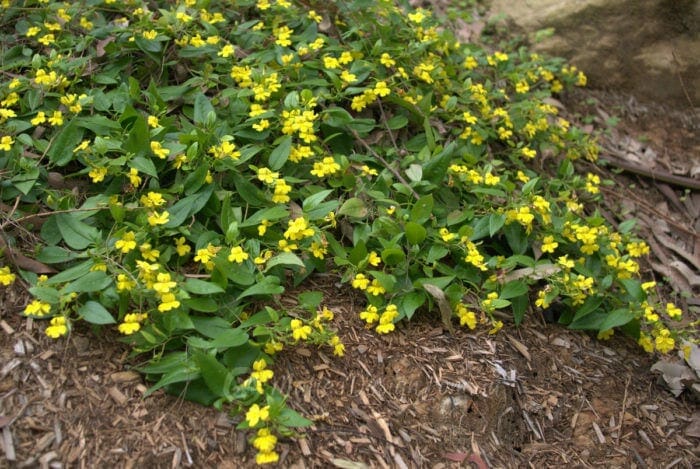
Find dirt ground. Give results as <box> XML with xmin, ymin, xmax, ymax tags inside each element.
<box><xmin>2</xmin><ymin>5</ymin><xmax>700</xmax><ymax>469</ymax></box>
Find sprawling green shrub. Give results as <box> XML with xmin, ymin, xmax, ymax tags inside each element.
<box><xmin>0</xmin><ymin>0</ymin><xmax>692</xmax><ymax>464</ymax></box>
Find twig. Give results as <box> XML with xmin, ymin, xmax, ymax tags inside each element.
<box><xmin>617</xmin><ymin>375</ymin><xmax>630</xmax><ymax>445</ymax></box>
<box><xmin>672</xmin><ymin>51</ymin><xmax>695</xmax><ymax>109</ymax></box>
<box><xmin>599</xmin><ymin>155</ymin><xmax>700</xmax><ymax>191</ymax></box>
<box><xmin>348</xmin><ymin>128</ymin><xmax>420</xmax><ymax>201</ymax></box>
<box><xmin>599</xmin><ymin>186</ymin><xmax>698</xmax><ymax>238</ymax></box>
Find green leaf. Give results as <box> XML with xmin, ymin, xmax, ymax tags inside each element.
<box><xmin>620</xmin><ymin>279</ymin><xmax>645</xmax><ymax>302</ymax></box>
<box><xmin>569</xmin><ymin>295</ymin><xmax>605</xmax><ymax>324</ymax></box>
<box><xmin>268</xmin><ymin>135</ymin><xmax>292</xmax><ymax>170</ymax></box>
<box><xmin>511</xmin><ymin>294</ymin><xmax>528</xmax><ymax>326</ymax></box>
<box><xmin>398</xmin><ymin>291</ymin><xmax>426</xmax><ymax>320</ymax></box>
<box><xmin>183</xmin><ymin>278</ymin><xmax>225</xmax><ymax>295</ymax></box>
<box><xmin>47</xmin><ymin>121</ymin><xmax>82</xmax><ymax>166</ymax></box>
<box><xmin>504</xmin><ymin>222</ymin><xmax>528</xmax><ymax>255</ymax></box>
<box><xmin>78</xmin><ymin>301</ymin><xmax>116</xmax><ymax>325</ymax></box>
<box><xmin>192</xmin><ymin>352</ymin><xmax>231</xmax><ymax>399</ymax></box>
<box><xmin>238</xmin><ymin>277</ymin><xmax>284</xmax><ymax>299</ymax></box>
<box><xmin>298</xmin><ymin>291</ymin><xmax>324</xmax><ymax>309</ymax></box>
<box><xmin>164</xmin><ymin>185</ymin><xmax>214</xmax><ymax>228</ymax></box>
<box><xmin>233</xmin><ymin>173</ymin><xmax>269</xmax><ymax>207</ymax></box>
<box><xmin>193</xmin><ymin>92</ymin><xmax>216</xmax><ymax>126</ymax></box>
<box><xmin>35</xmin><ymin>246</ymin><xmax>80</xmax><ymax>264</ymax></box>
<box><xmin>368</xmin><ymin>270</ymin><xmax>396</xmax><ymax>292</ymax></box>
<box><xmin>122</xmin><ymin>113</ymin><xmax>149</xmax><ymax>158</ymax></box>
<box><xmin>386</xmin><ymin>114</ymin><xmax>408</xmax><ymax>130</ymax></box>
<box><xmin>43</xmin><ymin>261</ymin><xmax>93</xmax><ymax>285</ymax></box>
<box><xmin>405</xmin><ymin>221</ymin><xmax>427</xmax><ymax>245</ymax></box>
<box><xmin>338</xmin><ymin>197</ymin><xmax>367</xmax><ymax>218</ymax></box>
<box><xmin>302</xmin><ymin>189</ymin><xmax>334</xmax><ymax>211</ymax></box>
<box><xmin>569</xmin><ymin>311</ymin><xmax>607</xmax><ymax>330</ymax></box>
<box><xmin>240</xmin><ymin>206</ymin><xmax>289</xmax><ymax>228</ymax></box>
<box><xmin>139</xmin><ymin>352</ymin><xmax>188</xmax><ymax>374</ymax></box>
<box><xmin>209</xmin><ymin>328</ymin><xmax>249</xmax><ymax>349</ymax></box>
<box><xmin>192</xmin><ymin>317</ymin><xmax>235</xmax><ymax>339</ymax></box>
<box><xmin>278</xmin><ymin>407</ymin><xmax>313</xmax><ymax>428</ymax></box>
<box><xmin>599</xmin><ymin>308</ymin><xmax>636</xmax><ymax>332</ymax></box>
<box><xmin>28</xmin><ymin>286</ymin><xmax>60</xmax><ymax>304</ymax></box>
<box><xmin>405</xmin><ymin>164</ymin><xmax>422</xmax><ymax>182</ymax></box>
<box><xmin>55</xmin><ymin>214</ymin><xmax>100</xmax><ymax>250</ymax></box>
<box><xmin>62</xmin><ymin>271</ymin><xmax>112</xmax><ymax>294</ymax></box>
<box><xmin>410</xmin><ymin>194</ymin><xmax>433</xmax><ymax>224</ymax></box>
<box><xmin>381</xmin><ymin>247</ymin><xmax>406</xmax><ymax>266</ymax></box>
<box><xmin>184</xmin><ymin>298</ymin><xmax>219</xmax><ymax>312</ymax></box>
<box><xmin>500</xmin><ymin>280</ymin><xmax>528</xmax><ymax>300</ymax></box>
<box><xmin>489</xmin><ymin>213</ymin><xmax>506</xmax><ymax>237</ymax></box>
<box><xmin>265</xmin><ymin>252</ymin><xmax>305</xmax><ymax>271</ymax></box>
<box><xmin>144</xmin><ymin>367</ymin><xmax>200</xmax><ymax>397</ymax></box>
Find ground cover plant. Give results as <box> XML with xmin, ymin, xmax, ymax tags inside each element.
<box><xmin>0</xmin><ymin>0</ymin><xmax>695</xmax><ymax>464</ymax></box>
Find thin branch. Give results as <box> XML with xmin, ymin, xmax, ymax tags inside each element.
<box><xmin>600</xmin><ymin>155</ymin><xmax>700</xmax><ymax>191</ymax></box>
<box><xmin>348</xmin><ymin>127</ymin><xmax>420</xmax><ymax>201</ymax></box>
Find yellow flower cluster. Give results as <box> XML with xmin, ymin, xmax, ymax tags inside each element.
<box><xmin>118</xmin><ymin>312</ymin><xmax>148</xmax><ymax>335</ymax></box>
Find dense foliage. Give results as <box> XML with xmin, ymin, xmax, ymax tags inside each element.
<box><xmin>0</xmin><ymin>0</ymin><xmax>692</xmax><ymax>464</ymax></box>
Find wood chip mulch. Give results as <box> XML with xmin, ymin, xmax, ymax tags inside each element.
<box><xmin>1</xmin><ymin>274</ymin><xmax>698</xmax><ymax>468</ymax></box>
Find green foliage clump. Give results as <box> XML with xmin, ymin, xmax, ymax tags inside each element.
<box><xmin>0</xmin><ymin>0</ymin><xmax>693</xmax><ymax>463</ymax></box>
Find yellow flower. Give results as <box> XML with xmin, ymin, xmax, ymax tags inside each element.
<box><xmin>152</xmin><ymin>272</ymin><xmax>176</xmax><ymax>294</ymax></box>
<box><xmin>31</xmin><ymin>111</ymin><xmax>47</xmax><ymax>126</ymax></box>
<box><xmin>45</xmin><ymin>317</ymin><xmax>68</xmax><ymax>338</ymax></box>
<box><xmin>359</xmin><ymin>305</ymin><xmax>379</xmax><ymax>324</ymax></box>
<box><xmin>228</xmin><ymin>246</ymin><xmax>249</xmax><ymax>264</ymax></box>
<box><xmin>89</xmin><ymin>166</ymin><xmax>108</xmax><ymax>183</ymax></box>
<box><xmin>367</xmin><ymin>251</ymin><xmax>381</xmax><ymax>267</ymax></box>
<box><xmin>128</xmin><ymin>168</ymin><xmax>142</xmax><ymax>187</ymax></box>
<box><xmin>488</xmin><ymin>320</ymin><xmax>503</xmax><ymax>335</ymax></box>
<box><xmin>246</xmin><ymin>404</ymin><xmax>270</xmax><ymax>427</ymax></box>
<box><xmin>255</xmin><ymin>451</ymin><xmax>279</xmax><ymax>465</ymax></box>
<box><xmin>290</xmin><ymin>318</ymin><xmax>312</xmax><ymax>341</ymax></box>
<box><xmin>456</xmin><ymin>303</ymin><xmax>476</xmax><ymax>329</ymax></box>
<box><xmin>380</xmin><ymin>53</ymin><xmax>396</xmax><ymax>67</ymax></box>
<box><xmin>147</xmin><ymin>211</ymin><xmax>169</xmax><ymax>226</ymax></box>
<box><xmin>654</xmin><ymin>329</ymin><xmax>675</xmax><ymax>353</ymax></box>
<box><xmin>257</xmin><ymin>167</ymin><xmax>279</xmax><ymax>185</ymax></box>
<box><xmin>284</xmin><ymin>217</ymin><xmax>314</xmax><ymax>241</ymax></box>
<box><xmin>157</xmin><ymin>292</ymin><xmax>180</xmax><ymax>312</ymax></box>
<box><xmin>541</xmin><ymin>235</ymin><xmax>558</xmax><ymax>253</ymax></box>
<box><xmin>0</xmin><ymin>266</ymin><xmax>16</xmax><ymax>286</ymax></box>
<box><xmin>309</xmin><ymin>242</ymin><xmax>327</xmax><ymax>259</ymax></box>
<box><xmin>0</xmin><ymin>135</ymin><xmax>14</xmax><ymax>151</ymax></box>
<box><xmin>147</xmin><ymin>115</ymin><xmax>160</xmax><ymax>128</ymax></box>
<box><xmin>329</xmin><ymin>336</ymin><xmax>345</xmax><ymax>356</ymax></box>
<box><xmin>366</xmin><ymin>279</ymin><xmax>386</xmax><ymax>296</ymax></box>
<box><xmin>251</xmin><ymin>359</ymin><xmax>274</xmax><ymax>383</ymax></box>
<box><xmin>24</xmin><ymin>299</ymin><xmax>51</xmax><ymax>317</ymax></box>
<box><xmin>175</xmin><ymin>237</ymin><xmax>191</xmax><ymax>256</ymax></box>
<box><xmin>115</xmin><ymin>231</ymin><xmax>137</xmax><ymax>253</ymax></box>
<box><xmin>665</xmin><ymin>303</ymin><xmax>682</xmax><ymax>319</ymax></box>
<box><xmin>352</xmin><ymin>273</ymin><xmax>369</xmax><ymax>290</ymax></box>
<box><xmin>638</xmin><ymin>333</ymin><xmax>654</xmax><ymax>353</ymax></box>
<box><xmin>48</xmin><ymin>110</ymin><xmax>63</xmax><ymax>126</ymax></box>
<box><xmin>142</xmin><ymin>30</ymin><xmax>158</xmax><ymax>40</ymax></box>
<box><xmin>116</xmin><ymin>274</ymin><xmax>136</xmax><ymax>291</ymax></box>
<box><xmin>150</xmin><ymin>141</ymin><xmax>170</xmax><ymax>159</ymax></box>
<box><xmin>141</xmin><ymin>191</ymin><xmax>166</xmax><ymax>208</ymax></box>
<box><xmin>597</xmin><ymin>329</ymin><xmax>614</xmax><ymax>340</ymax></box>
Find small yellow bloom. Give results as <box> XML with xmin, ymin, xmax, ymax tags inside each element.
<box><xmin>45</xmin><ymin>316</ymin><xmax>68</xmax><ymax>338</ymax></box>
<box><xmin>245</xmin><ymin>404</ymin><xmax>270</xmax><ymax>427</ymax></box>
<box><xmin>0</xmin><ymin>266</ymin><xmax>16</xmax><ymax>286</ymax></box>
<box><xmin>228</xmin><ymin>246</ymin><xmax>249</xmax><ymax>264</ymax></box>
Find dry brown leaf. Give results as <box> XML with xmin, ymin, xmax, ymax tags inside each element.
<box><xmin>422</xmin><ymin>283</ymin><xmax>455</xmax><ymax>334</ymax></box>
